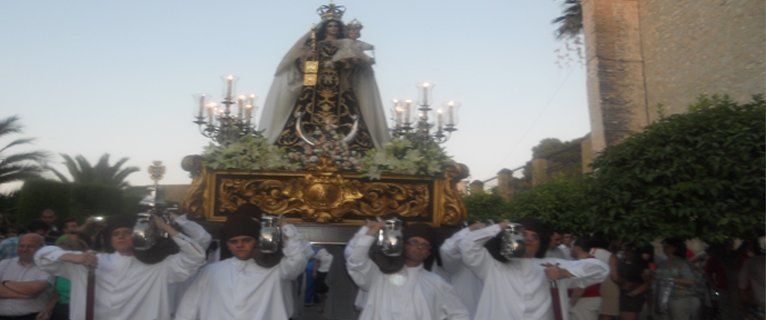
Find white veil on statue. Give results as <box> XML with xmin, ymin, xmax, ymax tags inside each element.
<box><xmin>258</xmin><ymin>26</ymin><xmax>390</xmax><ymax>149</ymax></box>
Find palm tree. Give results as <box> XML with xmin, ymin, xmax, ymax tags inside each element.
<box><xmin>552</xmin><ymin>0</ymin><xmax>583</xmax><ymax>39</ymax></box>
<box><xmin>0</xmin><ymin>115</ymin><xmax>48</xmax><ymax>187</ymax></box>
<box><xmin>51</xmin><ymin>153</ymin><xmax>139</xmax><ymax>189</ymax></box>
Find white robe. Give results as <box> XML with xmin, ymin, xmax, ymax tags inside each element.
<box><xmin>439</xmin><ymin>227</ymin><xmax>483</xmax><ymax>319</ymax></box>
<box><xmin>346</xmin><ymin>232</ymin><xmax>470</xmax><ymax>320</ymax></box>
<box><xmin>34</xmin><ymin>233</ymin><xmax>206</xmax><ymax>320</ymax></box>
<box><xmin>175</xmin><ymin>224</ymin><xmax>312</xmax><ymax>320</ymax></box>
<box><xmin>344</xmin><ymin>225</ymin><xmax>369</xmax><ymax>310</ymax></box>
<box><xmin>459</xmin><ymin>224</ymin><xmax>609</xmax><ymax>320</ymax></box>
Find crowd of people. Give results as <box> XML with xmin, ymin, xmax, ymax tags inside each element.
<box><xmin>0</xmin><ymin>208</ymin><xmax>762</xmax><ymax>320</ymax></box>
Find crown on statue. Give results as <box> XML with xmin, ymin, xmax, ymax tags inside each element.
<box><xmin>317</xmin><ymin>3</ymin><xmax>345</xmax><ymax>21</ymax></box>
<box><xmin>346</xmin><ymin>18</ymin><xmax>363</xmax><ymax>31</ymax></box>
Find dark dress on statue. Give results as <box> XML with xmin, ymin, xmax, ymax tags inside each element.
<box><xmin>275</xmin><ymin>40</ymin><xmax>374</xmax><ymax>154</ymax></box>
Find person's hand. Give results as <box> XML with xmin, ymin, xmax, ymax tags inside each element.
<box><xmin>72</xmin><ymin>251</ymin><xmax>98</xmax><ymax>269</ymax></box>
<box><xmin>152</xmin><ymin>215</ymin><xmax>179</xmax><ymax>237</ymax></box>
<box><xmin>36</xmin><ymin>309</ymin><xmax>52</xmax><ymax>320</ymax></box>
<box><xmin>542</xmin><ymin>262</ymin><xmax>572</xmax><ymax>280</ymax></box>
<box><xmin>468</xmin><ymin>222</ymin><xmax>486</xmax><ymax>231</ymax></box>
<box><xmin>365</xmin><ymin>220</ymin><xmax>384</xmax><ymax>236</ymax></box>
<box><xmin>497</xmin><ymin>220</ymin><xmax>511</xmax><ymax>230</ymax></box>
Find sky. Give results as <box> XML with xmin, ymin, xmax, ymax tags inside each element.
<box><xmin>0</xmin><ymin>0</ymin><xmax>589</xmax><ymax>189</ymax></box>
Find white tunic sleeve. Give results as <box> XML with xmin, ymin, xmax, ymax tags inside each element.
<box><xmin>278</xmin><ymin>224</ymin><xmax>312</xmax><ymax>280</ymax></box>
<box><xmin>164</xmin><ymin>234</ymin><xmax>207</xmax><ymax>283</ymax></box>
<box><xmin>344</xmin><ymin>226</ymin><xmax>369</xmax><ymax>260</ymax></box>
<box><xmin>175</xmin><ymin>215</ymin><xmax>212</xmax><ymax>250</ymax></box>
<box><xmin>439</xmin><ymin>227</ymin><xmax>469</xmax><ymax>274</ymax></box>
<box><xmin>458</xmin><ymin>224</ymin><xmax>501</xmax><ymax>280</ymax></box>
<box><xmin>33</xmin><ymin>246</ymin><xmax>87</xmax><ymax>281</ymax></box>
<box><xmin>557</xmin><ymin>258</ymin><xmax>609</xmax><ymax>288</ymax></box>
<box><xmin>345</xmin><ymin>232</ymin><xmax>381</xmax><ymax>291</ymax></box>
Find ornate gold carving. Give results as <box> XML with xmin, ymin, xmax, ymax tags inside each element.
<box><xmin>181</xmin><ymin>155</ymin><xmax>469</xmax><ymax>226</ymax></box>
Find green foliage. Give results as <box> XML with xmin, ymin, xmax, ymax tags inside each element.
<box><xmin>508</xmin><ymin>177</ymin><xmax>590</xmax><ymax>234</ymax></box>
<box><xmin>15</xmin><ymin>179</ymin><xmax>71</xmax><ymax>225</ymax></box>
<box><xmin>203</xmin><ymin>135</ymin><xmax>298</xmax><ymax>171</ymax></box>
<box><xmin>522</xmin><ymin>137</ymin><xmax>583</xmax><ymax>182</ymax></box>
<box><xmin>14</xmin><ymin>179</ymin><xmax>141</xmax><ymax>224</ymax></box>
<box><xmin>69</xmin><ymin>184</ymin><xmax>126</xmax><ymax>221</ymax></box>
<box><xmin>0</xmin><ymin>115</ymin><xmax>48</xmax><ymax>188</ymax></box>
<box><xmin>588</xmin><ymin>95</ymin><xmax>765</xmax><ymax>244</ymax></box>
<box><xmin>552</xmin><ymin>0</ymin><xmax>583</xmax><ymax>40</ymax></box>
<box><xmin>51</xmin><ymin>153</ymin><xmax>139</xmax><ymax>189</ymax></box>
<box><xmin>462</xmin><ymin>192</ymin><xmax>512</xmax><ymax>222</ymax></box>
<box><xmin>361</xmin><ymin>139</ymin><xmax>452</xmax><ymax>179</ymax></box>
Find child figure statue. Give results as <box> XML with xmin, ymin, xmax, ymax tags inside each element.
<box><xmin>332</xmin><ymin>19</ymin><xmax>375</xmax><ymax>65</ymax></box>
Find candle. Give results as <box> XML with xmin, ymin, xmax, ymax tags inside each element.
<box><xmin>206</xmin><ymin>103</ymin><xmax>216</xmax><ymax>123</ymax></box>
<box><xmin>404</xmin><ymin>99</ymin><xmax>412</xmax><ymax>125</ymax></box>
<box><xmin>436</xmin><ymin>108</ymin><xmax>444</xmax><ymax>130</ymax></box>
<box><xmin>446</xmin><ymin>101</ymin><xmax>455</xmax><ymax>126</ymax></box>
<box><xmin>225</xmin><ymin>75</ymin><xmax>235</xmax><ymax>101</ymax></box>
<box><xmin>244</xmin><ymin>104</ymin><xmax>253</xmax><ymax>123</ymax></box>
<box><xmin>394</xmin><ymin>105</ymin><xmax>404</xmax><ymax>127</ymax></box>
<box><xmin>419</xmin><ymin>82</ymin><xmax>432</xmax><ymax>106</ymax></box>
<box><xmin>197</xmin><ymin>94</ymin><xmax>206</xmax><ymax>118</ymax></box>
<box><xmin>237</xmin><ymin>95</ymin><xmax>245</xmax><ymax>119</ymax></box>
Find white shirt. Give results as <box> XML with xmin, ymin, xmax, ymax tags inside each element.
<box><xmin>34</xmin><ymin>233</ymin><xmax>206</xmax><ymax>320</ymax></box>
<box><xmin>439</xmin><ymin>227</ymin><xmax>483</xmax><ymax>319</ymax></box>
<box><xmin>314</xmin><ymin>248</ymin><xmax>334</xmax><ymax>273</ymax></box>
<box><xmin>346</xmin><ymin>231</ymin><xmax>470</xmax><ymax>320</ymax></box>
<box><xmin>175</xmin><ymin>224</ymin><xmax>312</xmax><ymax>320</ymax></box>
<box><xmin>0</xmin><ymin>257</ymin><xmax>53</xmax><ymax>316</ymax></box>
<box><xmin>459</xmin><ymin>225</ymin><xmax>609</xmax><ymax>320</ymax></box>
<box><xmin>168</xmin><ymin>215</ymin><xmax>213</xmax><ymax>317</ymax></box>
<box><xmin>345</xmin><ymin>226</ymin><xmax>369</xmax><ymax>310</ymax></box>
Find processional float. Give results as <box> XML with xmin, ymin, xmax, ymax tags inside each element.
<box><xmin>179</xmin><ymin>3</ymin><xmax>468</xmax><ymax>242</ymax></box>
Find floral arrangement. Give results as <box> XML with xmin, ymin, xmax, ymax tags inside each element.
<box><xmin>203</xmin><ymin>134</ymin><xmax>299</xmax><ymax>171</ymax></box>
<box><xmin>286</xmin><ymin>121</ymin><xmax>361</xmax><ymax>171</ymax></box>
<box><xmin>360</xmin><ymin>139</ymin><xmax>452</xmax><ymax>179</ymax></box>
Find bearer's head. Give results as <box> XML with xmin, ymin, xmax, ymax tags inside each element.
<box><xmin>403</xmin><ymin>223</ymin><xmax>434</xmax><ymax>267</ymax></box>
<box><xmin>222</xmin><ymin>214</ymin><xmax>260</xmax><ymax>260</ymax></box>
<box><xmin>517</xmin><ymin>217</ymin><xmax>551</xmax><ymax>259</ymax></box>
<box><xmin>105</xmin><ymin>215</ymin><xmax>137</xmax><ymax>255</ymax></box>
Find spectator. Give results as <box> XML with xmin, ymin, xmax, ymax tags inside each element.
<box><xmin>655</xmin><ymin>237</ymin><xmax>701</xmax><ymax>320</ymax></box>
<box><xmin>569</xmin><ymin>238</ymin><xmax>602</xmax><ymax>320</ymax></box>
<box><xmin>0</xmin><ymin>220</ymin><xmax>50</xmax><ymax>261</ymax></box>
<box><xmin>738</xmin><ymin>236</ymin><xmax>765</xmax><ymax>320</ymax></box>
<box><xmin>39</xmin><ymin>210</ymin><xmax>60</xmax><ymax>244</ymax></box>
<box><xmin>615</xmin><ymin>245</ymin><xmax>651</xmax><ymax>320</ymax></box>
<box><xmin>0</xmin><ymin>233</ymin><xmax>53</xmax><ymax>320</ymax></box>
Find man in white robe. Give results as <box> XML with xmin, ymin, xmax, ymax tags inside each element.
<box><xmin>34</xmin><ymin>214</ymin><xmax>207</xmax><ymax>320</ymax></box>
<box><xmin>439</xmin><ymin>223</ymin><xmax>485</xmax><ymax>319</ymax></box>
<box><xmin>459</xmin><ymin>218</ymin><xmax>609</xmax><ymax>320</ymax></box>
<box><xmin>175</xmin><ymin>214</ymin><xmax>313</xmax><ymax>320</ymax></box>
<box><xmin>346</xmin><ymin>221</ymin><xmax>469</xmax><ymax>320</ymax></box>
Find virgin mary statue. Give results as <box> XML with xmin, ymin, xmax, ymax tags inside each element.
<box><xmin>258</xmin><ymin>4</ymin><xmax>390</xmax><ymax>154</ymax></box>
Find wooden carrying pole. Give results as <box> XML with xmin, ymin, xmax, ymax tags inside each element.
<box><xmin>550</xmin><ymin>280</ymin><xmax>564</xmax><ymax>320</ymax></box>
<box><xmin>86</xmin><ymin>267</ymin><xmax>95</xmax><ymax>320</ymax></box>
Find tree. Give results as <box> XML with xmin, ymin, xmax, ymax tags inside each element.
<box><xmin>552</xmin><ymin>0</ymin><xmax>583</xmax><ymax>40</ymax></box>
<box><xmin>509</xmin><ymin>176</ymin><xmax>590</xmax><ymax>234</ymax></box>
<box><xmin>463</xmin><ymin>193</ymin><xmax>512</xmax><ymax>222</ymax></box>
<box><xmin>0</xmin><ymin>115</ymin><xmax>48</xmax><ymax>188</ymax></box>
<box><xmin>588</xmin><ymin>95</ymin><xmax>765</xmax><ymax>244</ymax></box>
<box><xmin>51</xmin><ymin>153</ymin><xmax>139</xmax><ymax>189</ymax></box>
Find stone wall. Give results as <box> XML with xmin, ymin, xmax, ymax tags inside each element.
<box><xmin>582</xmin><ymin>0</ymin><xmax>765</xmax><ymax>166</ymax></box>
<box><xmin>639</xmin><ymin>0</ymin><xmax>766</xmax><ymax>121</ymax></box>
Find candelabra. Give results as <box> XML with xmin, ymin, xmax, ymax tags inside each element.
<box><xmin>147</xmin><ymin>160</ymin><xmax>166</xmax><ymax>205</ymax></box>
<box><xmin>391</xmin><ymin>82</ymin><xmax>459</xmax><ymax>144</ymax></box>
<box><xmin>193</xmin><ymin>75</ymin><xmax>259</xmax><ymax>145</ymax></box>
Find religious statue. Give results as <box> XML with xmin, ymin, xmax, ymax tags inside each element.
<box><xmin>258</xmin><ymin>3</ymin><xmax>390</xmax><ymax>159</ymax></box>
